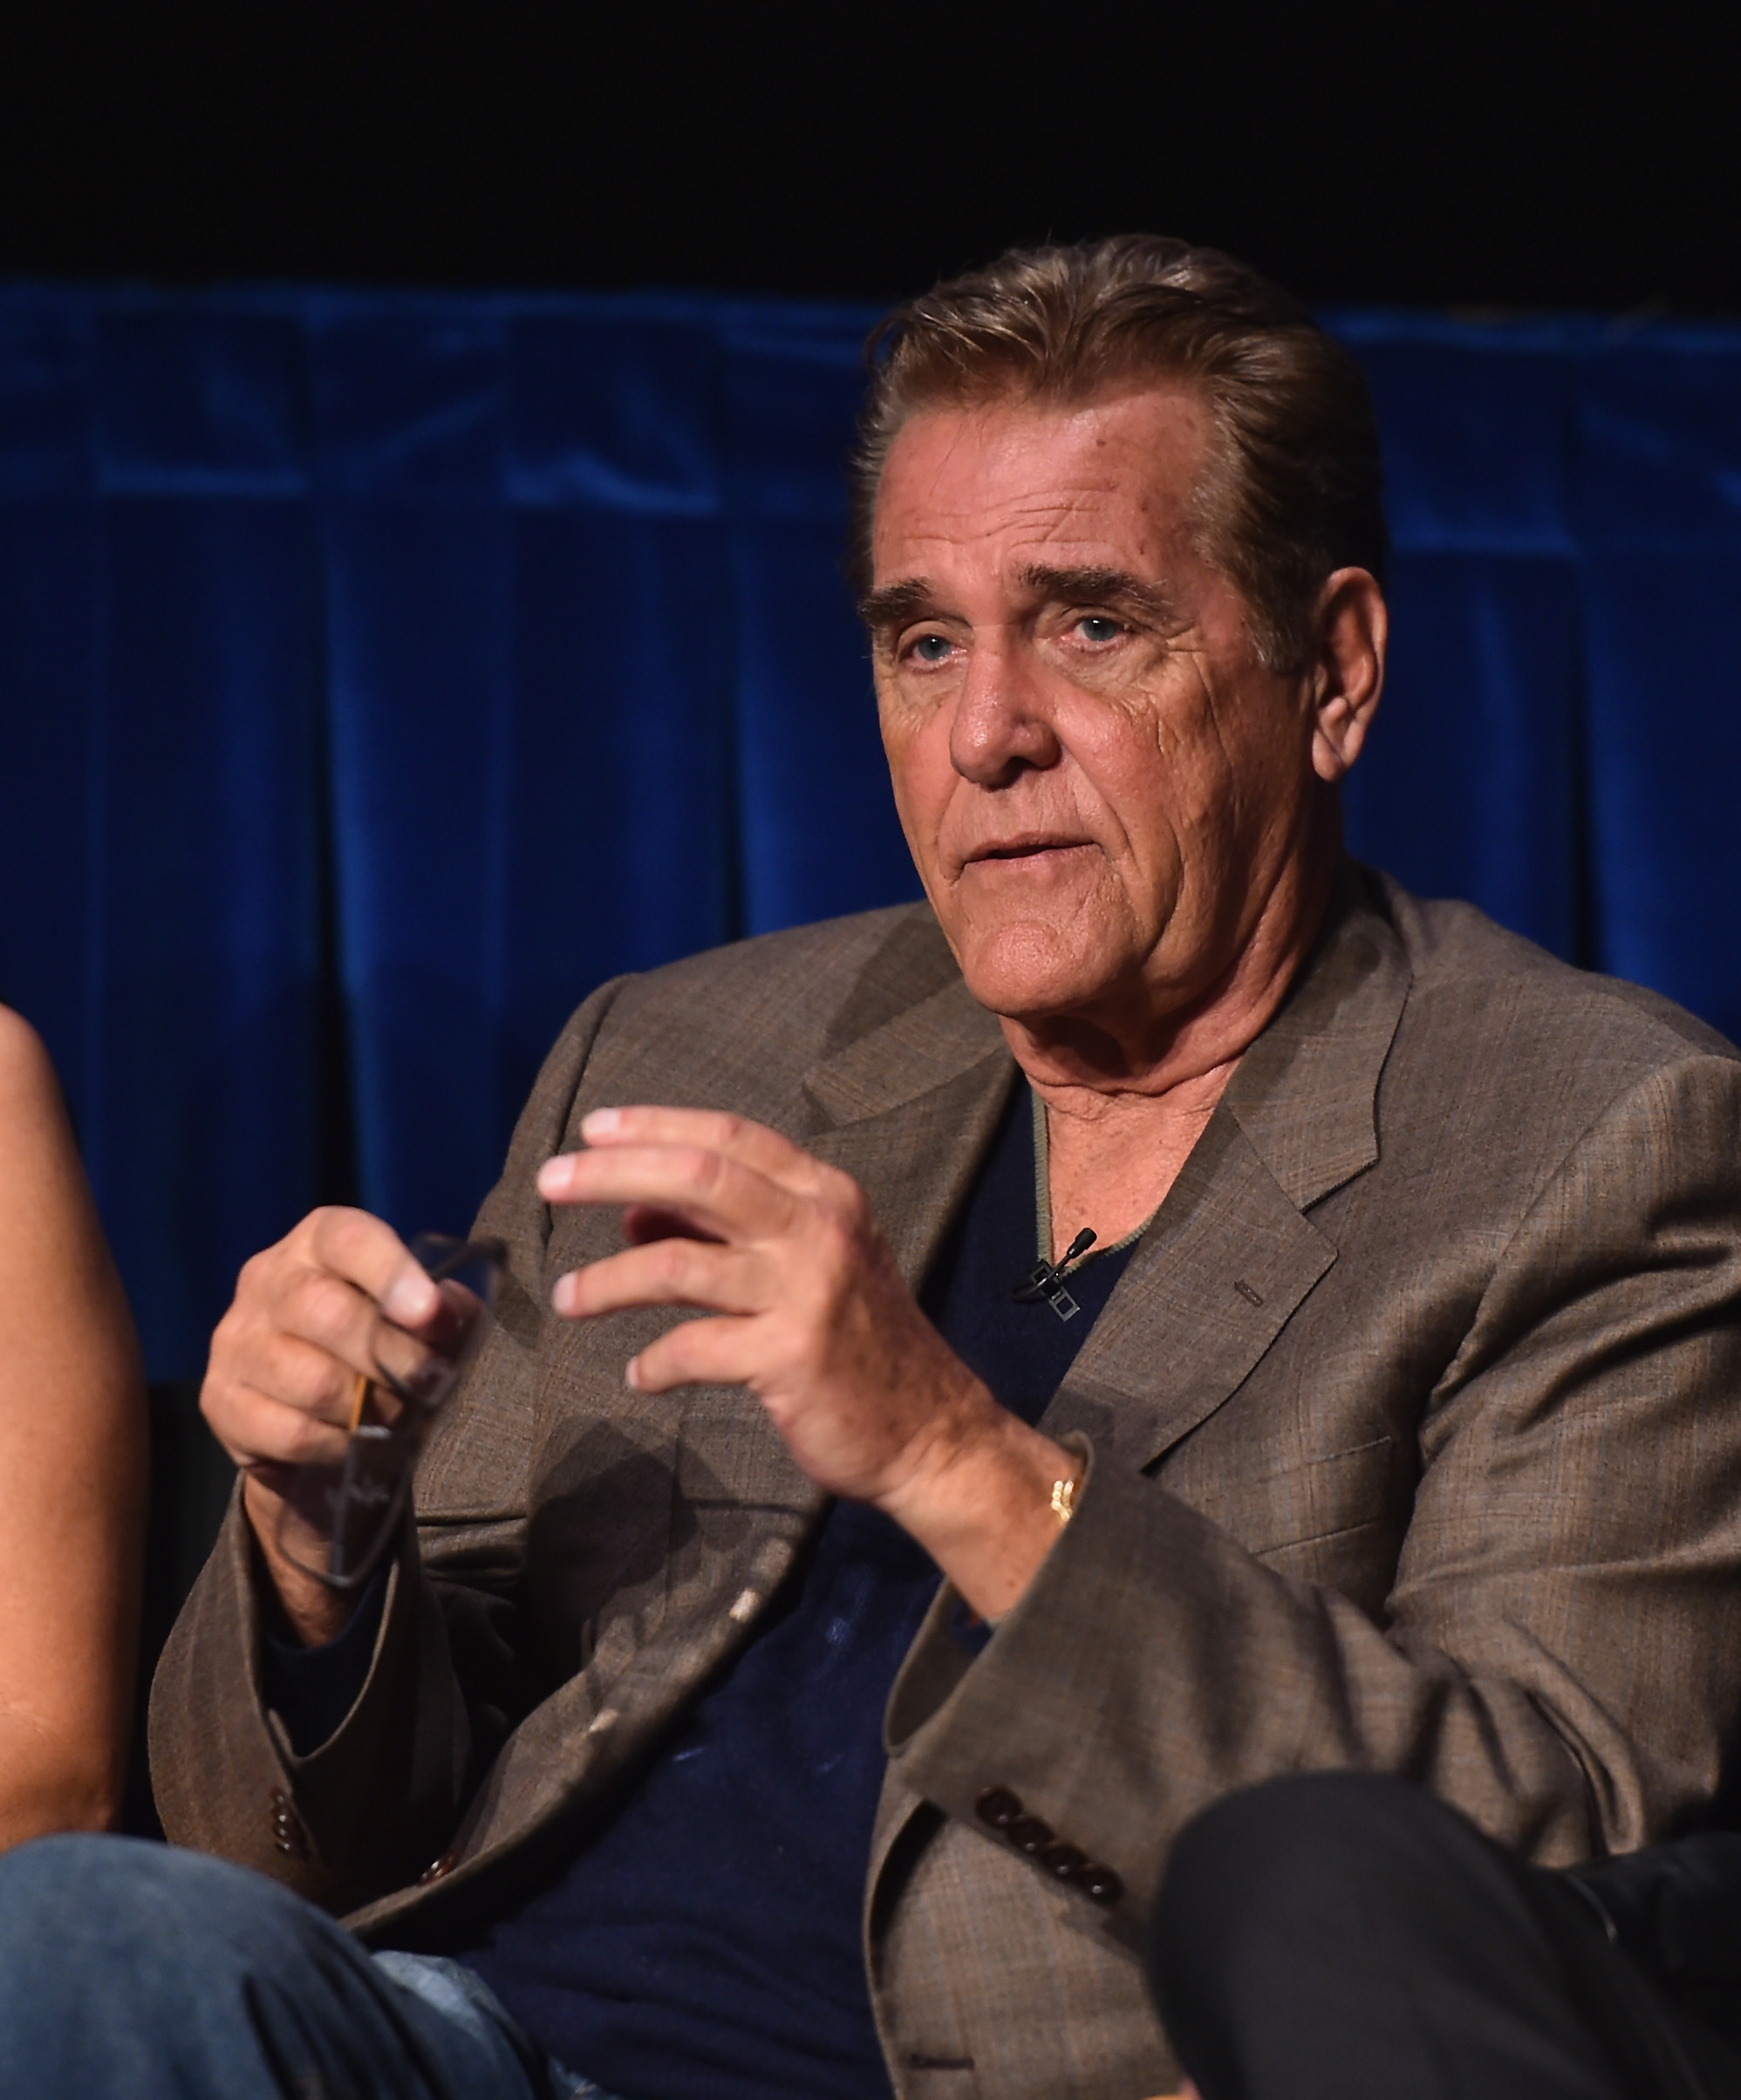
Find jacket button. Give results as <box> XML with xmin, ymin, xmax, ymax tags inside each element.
<box><xmin>974</xmin><ymin>1785</ymin><xmax>1022</xmax><ymax>1829</ymax></box>
<box><xmin>1007</xmin><ymin>1814</ymin><xmax>1054</xmax><ymax>1855</ymax></box>
<box><xmin>418</xmin><ymin>1851</ymin><xmax>458</xmax><ymax>1885</ymax></box>
<box><xmin>1074</xmin><ymin>1862</ymin><xmax>1124</xmax><ymax>1905</ymax></box>
<box><xmin>1036</xmin><ymin>1840</ymin><xmax>1088</xmax><ymax>1879</ymax></box>
<box><xmin>269</xmin><ymin>1787</ymin><xmax>306</xmax><ymax>1858</ymax></box>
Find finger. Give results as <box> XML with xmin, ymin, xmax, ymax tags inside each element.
<box><xmin>303</xmin><ymin>1206</ymin><xmax>440</xmax><ymax>1327</ymax></box>
<box><xmin>571</xmin><ymin>1107</ymin><xmax>830</xmax><ymax>1195</ymax></box>
<box><xmin>210</xmin><ymin>1375</ymin><xmax>355</xmax><ymax>1472</ymax></box>
<box><xmin>261</xmin><ymin>1326</ymin><xmax>373</xmax><ymax>1423</ymax></box>
<box><xmin>552</xmin><ymin>1238</ymin><xmax>774</xmax><ymax>1320</ymax></box>
<box><xmin>368</xmin><ymin>1277</ymin><xmax>488</xmax><ymax>1403</ymax></box>
<box><xmin>275</xmin><ymin>1263</ymin><xmax>392</xmax><ymax>1376</ymax></box>
<box><xmin>209</xmin><ymin>1212</ymin><xmax>453</xmax><ymax>1476</ymax></box>
<box><xmin>623</xmin><ymin>1313</ymin><xmax>769</xmax><ymax>1394</ymax></box>
<box><xmin>202</xmin><ymin>1322</ymin><xmax>366</xmax><ymax>1457</ymax></box>
<box><xmin>537</xmin><ymin>1142</ymin><xmax>798</xmax><ymax>1241</ymax></box>
<box><xmin>208</xmin><ymin>1310</ymin><xmax>362</xmax><ymax>1427</ymax></box>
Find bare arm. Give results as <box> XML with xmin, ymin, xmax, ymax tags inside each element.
<box><xmin>0</xmin><ymin>1007</ymin><xmax>146</xmax><ymax>1842</ymax></box>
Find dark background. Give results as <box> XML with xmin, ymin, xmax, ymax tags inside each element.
<box><xmin>2</xmin><ymin>0</ymin><xmax>1738</xmax><ymax>314</ymax></box>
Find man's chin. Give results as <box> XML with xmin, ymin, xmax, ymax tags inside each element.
<box><xmin>954</xmin><ymin>943</ymin><xmax>1124</xmax><ymax>1026</ymax></box>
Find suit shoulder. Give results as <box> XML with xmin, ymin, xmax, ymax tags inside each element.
<box><xmin>626</xmin><ymin>903</ymin><xmax>952</xmax><ymax>1025</ymax></box>
<box><xmin>1377</xmin><ymin>872</ymin><xmax>1740</xmax><ymax>1070</ymax></box>
<box><xmin>550</xmin><ymin>903</ymin><xmax>961</xmax><ymax>1112</ymax></box>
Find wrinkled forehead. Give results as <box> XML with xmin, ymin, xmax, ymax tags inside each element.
<box><xmin>868</xmin><ymin>385</ymin><xmax>1218</xmax><ymax>590</ymax></box>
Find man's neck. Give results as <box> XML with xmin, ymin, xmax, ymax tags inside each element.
<box><xmin>1001</xmin><ymin>842</ymin><xmax>1343</xmax><ymax>1257</ymax></box>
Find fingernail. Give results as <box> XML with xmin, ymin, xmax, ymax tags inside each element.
<box><xmin>625</xmin><ymin>1356</ymin><xmax>642</xmax><ymax>1390</ymax></box>
<box><xmin>582</xmin><ymin>1108</ymin><xmax>621</xmax><ymax>1142</ymax></box>
<box><xmin>552</xmin><ymin>1273</ymin><xmax>579</xmax><ymax>1316</ymax></box>
<box><xmin>537</xmin><ymin>1156</ymin><xmax>574</xmax><ymax>1199</ymax></box>
<box><xmin>383</xmin><ymin>1269</ymin><xmax>440</xmax><ymax>1324</ymax></box>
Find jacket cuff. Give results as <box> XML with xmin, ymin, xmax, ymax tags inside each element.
<box><xmin>884</xmin><ymin>1438</ymin><xmax>1198</xmax><ymax>1928</ymax></box>
<box><xmin>150</xmin><ymin>1487</ymin><xmax>458</xmax><ymax>1913</ymax></box>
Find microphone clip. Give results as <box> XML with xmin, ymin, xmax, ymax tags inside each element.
<box><xmin>1013</xmin><ymin>1227</ymin><xmax>1097</xmax><ymax>1323</ymax></box>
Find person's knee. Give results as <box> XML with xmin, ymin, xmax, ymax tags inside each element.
<box><xmin>0</xmin><ymin>1831</ymin><xmax>197</xmax><ymax>1936</ymax></box>
<box><xmin>0</xmin><ymin>1834</ymin><xmax>341</xmax><ymax>2007</ymax></box>
<box><xmin>0</xmin><ymin>1836</ymin><xmax>437</xmax><ymax>2096</ymax></box>
<box><xmin>1153</xmin><ymin>1773</ymin><xmax>1467</xmax><ymax>1994</ymax></box>
<box><xmin>0</xmin><ymin>1831</ymin><xmax>281</xmax><ymax>1922</ymax></box>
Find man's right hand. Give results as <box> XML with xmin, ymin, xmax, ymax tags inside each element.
<box><xmin>201</xmin><ymin>1207</ymin><xmax>442</xmax><ymax>1647</ymax></box>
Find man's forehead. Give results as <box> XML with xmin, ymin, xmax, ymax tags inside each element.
<box><xmin>867</xmin><ymin>387</ymin><xmax>1212</xmax><ymax>602</ymax></box>
<box><xmin>876</xmin><ymin>385</ymin><xmax>1205</xmax><ymax>514</ymax></box>
<box><xmin>881</xmin><ymin>382</ymin><xmax>1206</xmax><ymax>484</ymax></box>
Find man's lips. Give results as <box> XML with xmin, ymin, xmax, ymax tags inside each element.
<box><xmin>962</xmin><ymin>835</ymin><xmax>1093</xmax><ymax>866</ymax></box>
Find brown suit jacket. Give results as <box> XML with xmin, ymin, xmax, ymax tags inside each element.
<box><xmin>152</xmin><ymin>866</ymin><xmax>1741</xmax><ymax>2098</ymax></box>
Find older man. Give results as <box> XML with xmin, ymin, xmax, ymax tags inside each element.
<box><xmin>4</xmin><ymin>235</ymin><xmax>1739</xmax><ymax>2100</ymax></box>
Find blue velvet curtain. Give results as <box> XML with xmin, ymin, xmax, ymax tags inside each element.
<box><xmin>3</xmin><ymin>286</ymin><xmax>1738</xmax><ymax>1380</ymax></box>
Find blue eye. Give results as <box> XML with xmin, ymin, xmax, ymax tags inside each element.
<box><xmin>1077</xmin><ymin>616</ymin><xmax>1122</xmax><ymax>644</ymax></box>
<box><xmin>910</xmin><ymin>634</ymin><xmax>953</xmax><ymax>665</ymax></box>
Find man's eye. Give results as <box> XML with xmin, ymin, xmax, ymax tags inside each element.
<box><xmin>908</xmin><ymin>633</ymin><xmax>954</xmax><ymax>665</ymax></box>
<box><xmin>1075</xmin><ymin>616</ymin><xmax>1123</xmax><ymax>644</ymax></box>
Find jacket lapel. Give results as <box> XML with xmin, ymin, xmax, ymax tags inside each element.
<box><xmin>1041</xmin><ymin>1114</ymin><xmax>1339</xmax><ymax>1469</ymax></box>
<box><xmin>1041</xmin><ymin>873</ymin><xmax>1411</xmax><ymax>1473</ymax></box>
<box><xmin>802</xmin><ymin>962</ymin><xmax>1015</xmax><ymax>1289</ymax></box>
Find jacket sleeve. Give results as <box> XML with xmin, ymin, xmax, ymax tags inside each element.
<box><xmin>884</xmin><ymin>1053</ymin><xmax>1741</xmax><ymax>1933</ymax></box>
<box><xmin>147</xmin><ymin>976</ymin><xmax>632</xmax><ymax>1914</ymax></box>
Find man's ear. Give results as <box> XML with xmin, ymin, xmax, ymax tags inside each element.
<box><xmin>1307</xmin><ymin>569</ymin><xmax>1387</xmax><ymax>783</ymax></box>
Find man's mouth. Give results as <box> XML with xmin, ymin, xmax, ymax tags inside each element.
<box><xmin>966</xmin><ymin>835</ymin><xmax>1091</xmax><ymax>866</ymax></box>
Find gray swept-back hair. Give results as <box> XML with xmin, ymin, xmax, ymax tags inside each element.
<box><xmin>851</xmin><ymin>235</ymin><xmax>1388</xmax><ymax>672</ymax></box>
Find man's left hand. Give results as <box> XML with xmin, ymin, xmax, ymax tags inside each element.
<box><xmin>536</xmin><ymin>1106</ymin><xmax>1075</xmax><ymax>1619</ymax></box>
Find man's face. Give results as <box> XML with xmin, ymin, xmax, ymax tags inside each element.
<box><xmin>867</xmin><ymin>386</ymin><xmax>1328</xmax><ymax>1039</ymax></box>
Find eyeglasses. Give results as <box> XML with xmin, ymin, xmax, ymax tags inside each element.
<box><xmin>277</xmin><ymin>1233</ymin><xmax>505</xmax><ymax>1593</ymax></box>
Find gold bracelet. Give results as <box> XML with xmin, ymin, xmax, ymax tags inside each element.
<box><xmin>1050</xmin><ymin>1477</ymin><xmax>1076</xmax><ymax>1525</ymax></box>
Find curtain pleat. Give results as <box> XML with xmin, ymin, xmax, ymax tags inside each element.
<box><xmin>1579</xmin><ymin>334</ymin><xmax>1741</xmax><ymax>1038</ymax></box>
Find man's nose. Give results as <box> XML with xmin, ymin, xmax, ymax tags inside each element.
<box><xmin>947</xmin><ymin>639</ymin><xmax>1062</xmax><ymax>785</ymax></box>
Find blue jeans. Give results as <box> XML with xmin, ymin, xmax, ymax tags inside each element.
<box><xmin>0</xmin><ymin>1834</ymin><xmax>625</xmax><ymax>2100</ymax></box>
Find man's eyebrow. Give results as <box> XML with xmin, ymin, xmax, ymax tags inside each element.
<box><xmin>857</xmin><ymin>576</ymin><xmax>936</xmax><ymax>632</ymax></box>
<box><xmin>857</xmin><ymin>565</ymin><xmax>1178</xmax><ymax>633</ymax></box>
<box><xmin>1018</xmin><ymin>565</ymin><xmax>1179</xmax><ymax>622</ymax></box>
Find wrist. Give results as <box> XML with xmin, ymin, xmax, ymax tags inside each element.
<box><xmin>875</xmin><ymin>1409</ymin><xmax>1077</xmax><ymax>1621</ymax></box>
<box><xmin>242</xmin><ymin>1474</ymin><xmax>356</xmax><ymax>1647</ymax></box>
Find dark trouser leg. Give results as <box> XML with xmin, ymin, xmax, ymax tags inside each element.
<box><xmin>0</xmin><ymin>1834</ymin><xmax>560</xmax><ymax>2100</ymax></box>
<box><xmin>1150</xmin><ymin>1773</ymin><xmax>1741</xmax><ymax>2100</ymax></box>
